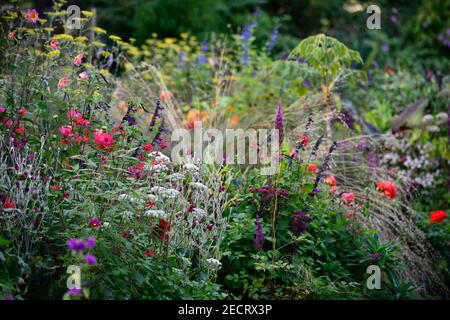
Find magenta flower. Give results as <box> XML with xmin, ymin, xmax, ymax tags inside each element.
<box><xmin>89</xmin><ymin>218</ymin><xmax>101</xmax><ymax>228</ymax></box>
<box><xmin>58</xmin><ymin>125</ymin><xmax>73</xmax><ymax>137</ymax></box>
<box><xmin>85</xmin><ymin>236</ymin><xmax>96</xmax><ymax>248</ymax></box>
<box><xmin>66</xmin><ymin>238</ymin><xmax>86</xmax><ymax>253</ymax></box>
<box><xmin>66</xmin><ymin>288</ymin><xmax>82</xmax><ymax>295</ymax></box>
<box><xmin>371</xmin><ymin>253</ymin><xmax>381</xmax><ymax>260</ymax></box>
<box><xmin>85</xmin><ymin>253</ymin><xmax>97</xmax><ymax>265</ymax></box>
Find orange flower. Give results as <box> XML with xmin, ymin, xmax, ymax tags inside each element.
<box><xmin>430</xmin><ymin>210</ymin><xmax>447</xmax><ymax>223</ymax></box>
<box><xmin>307</xmin><ymin>164</ymin><xmax>317</xmax><ymax>173</ymax></box>
<box><xmin>376</xmin><ymin>181</ymin><xmax>397</xmax><ymax>199</ymax></box>
<box><xmin>187</xmin><ymin>109</ymin><xmax>200</xmax><ymax>122</ymax></box>
<box><xmin>184</xmin><ymin>109</ymin><xmax>207</xmax><ymax>129</ymax></box>
<box><xmin>231</xmin><ymin>115</ymin><xmax>239</xmax><ymax>126</ymax></box>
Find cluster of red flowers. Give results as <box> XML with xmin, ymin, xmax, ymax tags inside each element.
<box><xmin>0</xmin><ymin>107</ymin><xmax>29</xmax><ymax>137</ymax></box>
<box><xmin>3</xmin><ymin>198</ymin><xmax>16</xmax><ymax>209</ymax></box>
<box><xmin>58</xmin><ymin>109</ymin><xmax>91</xmax><ymax>145</ymax></box>
<box><xmin>128</xmin><ymin>161</ymin><xmax>146</xmax><ymax>179</ymax></box>
<box><xmin>155</xmin><ymin>219</ymin><xmax>171</xmax><ymax>241</ymax></box>
<box><xmin>143</xmin><ymin>248</ymin><xmax>155</xmax><ymax>257</ymax></box>
<box><xmin>376</xmin><ymin>181</ymin><xmax>397</xmax><ymax>199</ymax></box>
<box><xmin>68</xmin><ymin>109</ymin><xmax>90</xmax><ymax>127</ymax></box>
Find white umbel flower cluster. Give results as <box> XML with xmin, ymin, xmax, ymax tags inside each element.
<box><xmin>144</xmin><ymin>209</ymin><xmax>167</xmax><ymax>219</ymax></box>
<box><xmin>190</xmin><ymin>181</ymin><xmax>208</xmax><ymax>191</ymax></box>
<box><xmin>206</xmin><ymin>258</ymin><xmax>222</xmax><ymax>269</ymax></box>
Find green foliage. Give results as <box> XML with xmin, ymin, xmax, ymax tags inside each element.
<box><xmin>289</xmin><ymin>33</ymin><xmax>363</xmax><ymax>86</ymax></box>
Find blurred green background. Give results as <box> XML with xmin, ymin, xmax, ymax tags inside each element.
<box><xmin>28</xmin><ymin>0</ymin><xmax>449</xmax><ymax>58</ymax></box>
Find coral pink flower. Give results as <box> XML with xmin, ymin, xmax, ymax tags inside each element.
<box><xmin>159</xmin><ymin>91</ymin><xmax>171</xmax><ymax>100</ymax></box>
<box><xmin>324</xmin><ymin>175</ymin><xmax>336</xmax><ymax>186</ymax></box>
<box><xmin>50</xmin><ymin>39</ymin><xmax>59</xmax><ymax>50</ymax></box>
<box><xmin>24</xmin><ymin>9</ymin><xmax>39</xmax><ymax>23</ymax></box>
<box><xmin>307</xmin><ymin>163</ymin><xmax>317</xmax><ymax>173</ymax></box>
<box><xmin>430</xmin><ymin>210</ymin><xmax>447</xmax><ymax>223</ymax></box>
<box><xmin>93</xmin><ymin>130</ymin><xmax>114</xmax><ymax>151</ymax></box>
<box><xmin>290</xmin><ymin>148</ymin><xmax>299</xmax><ymax>161</ymax></box>
<box><xmin>376</xmin><ymin>181</ymin><xmax>397</xmax><ymax>199</ymax></box>
<box><xmin>58</xmin><ymin>125</ymin><xmax>73</xmax><ymax>137</ymax></box>
<box><xmin>3</xmin><ymin>198</ymin><xmax>16</xmax><ymax>209</ymax></box>
<box><xmin>78</xmin><ymin>71</ymin><xmax>89</xmax><ymax>81</ymax></box>
<box><xmin>331</xmin><ymin>186</ymin><xmax>337</xmax><ymax>194</ymax></box>
<box><xmin>7</xmin><ymin>30</ymin><xmax>16</xmax><ymax>41</ymax></box>
<box><xmin>58</xmin><ymin>76</ymin><xmax>69</xmax><ymax>89</ymax></box>
<box><xmin>18</xmin><ymin>108</ymin><xmax>28</xmax><ymax>115</ymax></box>
<box><xmin>73</xmin><ymin>53</ymin><xmax>84</xmax><ymax>67</ymax></box>
<box><xmin>341</xmin><ymin>192</ymin><xmax>355</xmax><ymax>206</ymax></box>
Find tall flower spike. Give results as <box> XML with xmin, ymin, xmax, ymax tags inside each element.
<box><xmin>149</xmin><ymin>99</ymin><xmax>163</xmax><ymax>131</ymax></box>
<box><xmin>254</xmin><ymin>213</ymin><xmax>264</xmax><ymax>250</ymax></box>
<box><xmin>310</xmin><ymin>141</ymin><xmax>338</xmax><ymax>196</ymax></box>
<box><xmin>310</xmin><ymin>135</ymin><xmax>324</xmax><ymax>158</ymax></box>
<box><xmin>275</xmin><ymin>97</ymin><xmax>284</xmax><ymax>146</ymax></box>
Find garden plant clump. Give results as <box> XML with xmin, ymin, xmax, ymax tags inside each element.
<box><xmin>0</xmin><ymin>1</ymin><xmax>448</xmax><ymax>300</ymax></box>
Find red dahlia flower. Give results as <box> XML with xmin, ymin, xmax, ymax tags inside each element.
<box><xmin>93</xmin><ymin>130</ymin><xmax>114</xmax><ymax>151</ymax></box>
<box><xmin>376</xmin><ymin>181</ymin><xmax>397</xmax><ymax>199</ymax></box>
